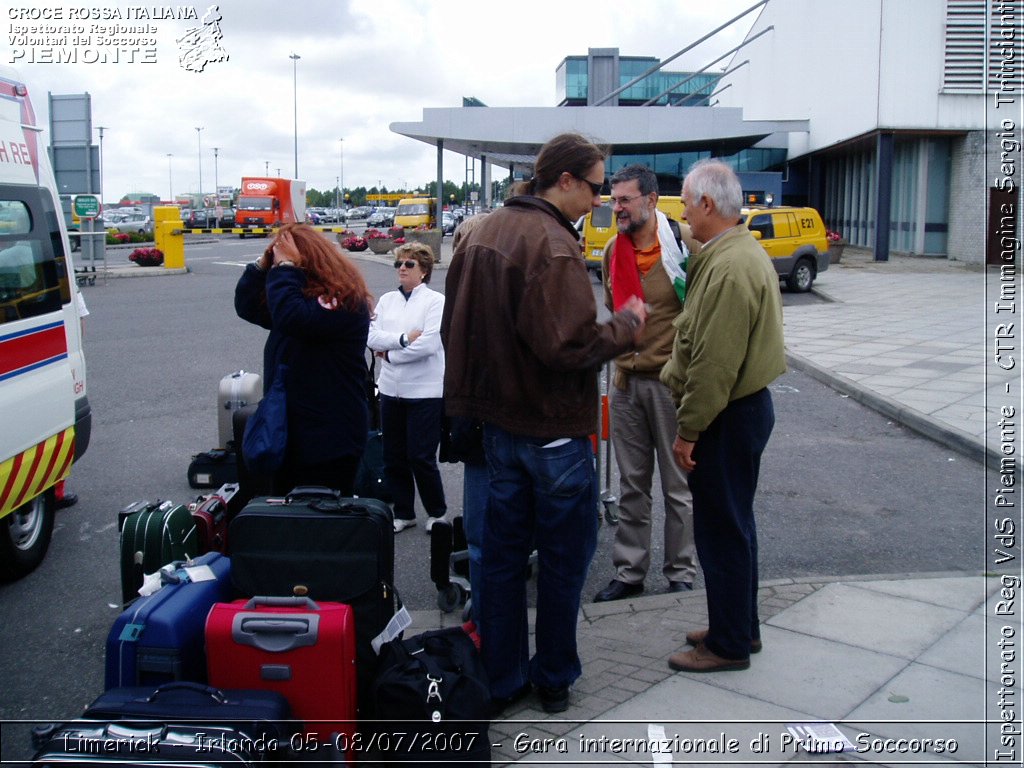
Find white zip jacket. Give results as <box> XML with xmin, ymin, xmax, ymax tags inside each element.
<box><xmin>367</xmin><ymin>283</ymin><xmax>446</xmax><ymax>399</ymax></box>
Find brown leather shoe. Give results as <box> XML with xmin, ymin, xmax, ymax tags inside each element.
<box><xmin>668</xmin><ymin>645</ymin><xmax>750</xmax><ymax>673</ymax></box>
<box><xmin>685</xmin><ymin>627</ymin><xmax>762</xmax><ymax>654</ymax></box>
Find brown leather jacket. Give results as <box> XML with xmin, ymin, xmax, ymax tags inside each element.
<box><xmin>441</xmin><ymin>196</ymin><xmax>640</xmax><ymax>439</ymax></box>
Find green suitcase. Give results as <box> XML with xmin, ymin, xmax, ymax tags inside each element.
<box><xmin>118</xmin><ymin>500</ymin><xmax>198</xmax><ymax>605</ymax></box>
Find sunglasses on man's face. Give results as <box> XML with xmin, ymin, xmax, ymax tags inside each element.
<box><xmin>572</xmin><ymin>174</ymin><xmax>605</xmax><ymax>196</ymax></box>
<box><xmin>394</xmin><ymin>260</ymin><xmax>418</xmax><ymax>269</ymax></box>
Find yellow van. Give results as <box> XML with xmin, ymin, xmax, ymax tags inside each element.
<box><xmin>741</xmin><ymin>206</ymin><xmax>829</xmax><ymax>292</ymax></box>
<box><xmin>394</xmin><ymin>197</ymin><xmax>437</xmax><ymax>229</ymax></box>
<box><xmin>581</xmin><ymin>196</ymin><xmax>685</xmax><ymax>271</ymax></box>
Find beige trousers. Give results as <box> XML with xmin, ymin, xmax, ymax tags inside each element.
<box><xmin>609</xmin><ymin>374</ymin><xmax>697</xmax><ymax>585</ymax></box>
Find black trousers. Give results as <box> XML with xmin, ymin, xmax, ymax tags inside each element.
<box><xmin>688</xmin><ymin>388</ymin><xmax>774</xmax><ymax>660</ymax></box>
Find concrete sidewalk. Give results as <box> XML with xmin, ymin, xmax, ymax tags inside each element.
<box><xmin>400</xmin><ymin>249</ymin><xmax>1005</xmax><ymax>767</ymax></box>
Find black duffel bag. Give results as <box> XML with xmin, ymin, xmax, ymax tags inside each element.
<box><xmin>367</xmin><ymin>627</ymin><xmax>491</xmax><ymax>765</ymax></box>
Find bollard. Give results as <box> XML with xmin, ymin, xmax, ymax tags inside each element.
<box><xmin>154</xmin><ymin>206</ymin><xmax>185</xmax><ymax>269</ymax></box>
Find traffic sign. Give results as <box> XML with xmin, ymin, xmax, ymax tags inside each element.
<box><xmin>74</xmin><ymin>195</ymin><xmax>100</xmax><ymax>218</ymax></box>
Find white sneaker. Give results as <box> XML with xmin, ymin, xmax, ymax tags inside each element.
<box><xmin>394</xmin><ymin>518</ymin><xmax>417</xmax><ymax>533</ymax></box>
<box><xmin>424</xmin><ymin>516</ymin><xmax>448</xmax><ymax>533</ymax></box>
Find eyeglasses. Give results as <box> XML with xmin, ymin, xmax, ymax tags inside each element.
<box><xmin>610</xmin><ymin>194</ymin><xmax>645</xmax><ymax>207</ymax></box>
<box><xmin>394</xmin><ymin>259</ymin><xmax>418</xmax><ymax>269</ymax></box>
<box><xmin>573</xmin><ymin>174</ymin><xmax>605</xmax><ymax>196</ymax></box>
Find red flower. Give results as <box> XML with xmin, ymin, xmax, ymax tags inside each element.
<box><xmin>128</xmin><ymin>247</ymin><xmax>164</xmax><ymax>266</ymax></box>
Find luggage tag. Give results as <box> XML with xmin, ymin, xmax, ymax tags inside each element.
<box><xmin>371</xmin><ymin>605</ymin><xmax>412</xmax><ymax>654</ymax></box>
<box><xmin>182</xmin><ymin>563</ymin><xmax>216</xmax><ymax>582</ymax></box>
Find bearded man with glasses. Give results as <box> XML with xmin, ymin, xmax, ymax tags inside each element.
<box><xmin>594</xmin><ymin>164</ymin><xmax>701</xmax><ymax>604</ymax></box>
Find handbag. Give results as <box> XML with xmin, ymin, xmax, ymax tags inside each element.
<box><xmin>241</xmin><ymin>365</ymin><xmax>288</xmax><ymax>476</ymax></box>
<box><xmin>366</xmin><ymin>627</ymin><xmax>491</xmax><ymax>763</ymax></box>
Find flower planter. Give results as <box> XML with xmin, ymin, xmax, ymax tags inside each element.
<box><xmin>368</xmin><ymin>238</ymin><xmax>393</xmax><ymax>255</ymax></box>
<box><xmin>828</xmin><ymin>240</ymin><xmax>847</xmax><ymax>263</ymax></box>
<box><xmin>340</xmin><ymin>236</ymin><xmax>367</xmax><ymax>252</ymax></box>
<box><xmin>405</xmin><ymin>228</ymin><xmax>442</xmax><ymax>263</ymax></box>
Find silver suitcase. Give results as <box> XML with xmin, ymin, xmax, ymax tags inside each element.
<box><xmin>217</xmin><ymin>370</ymin><xmax>261</xmax><ymax>448</ymax></box>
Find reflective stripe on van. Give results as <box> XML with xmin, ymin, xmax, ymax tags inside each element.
<box><xmin>0</xmin><ymin>321</ymin><xmax>68</xmax><ymax>382</ymax></box>
<box><xmin>0</xmin><ymin>427</ymin><xmax>74</xmax><ymax>518</ymax></box>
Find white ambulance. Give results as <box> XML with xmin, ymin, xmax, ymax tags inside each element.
<box><xmin>0</xmin><ymin>67</ymin><xmax>90</xmax><ymax>579</ymax></box>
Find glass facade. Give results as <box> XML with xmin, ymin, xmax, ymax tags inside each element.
<box><xmin>823</xmin><ymin>136</ymin><xmax>950</xmax><ymax>255</ymax></box>
<box><xmin>556</xmin><ymin>55</ymin><xmax>720</xmax><ymax>106</ymax></box>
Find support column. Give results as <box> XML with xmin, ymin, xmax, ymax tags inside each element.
<box><xmin>480</xmin><ymin>154</ymin><xmax>490</xmax><ymax>208</ymax></box>
<box><xmin>874</xmin><ymin>131</ymin><xmax>893</xmax><ymax>262</ymax></box>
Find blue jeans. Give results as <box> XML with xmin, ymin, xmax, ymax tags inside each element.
<box><xmin>462</xmin><ymin>460</ymin><xmax>487</xmax><ymax>627</ymax></box>
<box><xmin>380</xmin><ymin>395</ymin><xmax>447</xmax><ymax>521</ymax></box>
<box><xmin>480</xmin><ymin>424</ymin><xmax>598</xmax><ymax>698</ymax></box>
<box><xmin>688</xmin><ymin>388</ymin><xmax>774</xmax><ymax>660</ymax></box>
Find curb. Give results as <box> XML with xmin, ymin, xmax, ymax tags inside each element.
<box><xmin>784</xmin><ymin>349</ymin><xmax>994</xmax><ymax>466</ymax></box>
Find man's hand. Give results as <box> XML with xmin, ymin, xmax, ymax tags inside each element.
<box><xmin>620</xmin><ymin>295</ymin><xmax>648</xmax><ymax>342</ymax></box>
<box><xmin>672</xmin><ymin>435</ymin><xmax>696</xmax><ymax>472</ymax></box>
<box><xmin>406</xmin><ymin>329</ymin><xmax>423</xmax><ymax>344</ymax></box>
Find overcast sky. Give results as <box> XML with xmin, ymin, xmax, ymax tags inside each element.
<box><xmin>9</xmin><ymin>0</ymin><xmax>759</xmax><ymax>204</ymax></box>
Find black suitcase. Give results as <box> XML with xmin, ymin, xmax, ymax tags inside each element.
<box><xmin>31</xmin><ymin>682</ymin><xmax>294</xmax><ymax>767</ymax></box>
<box><xmin>187</xmin><ymin>448</ymin><xmax>238</xmax><ymax>489</ymax></box>
<box><xmin>228</xmin><ymin>486</ymin><xmax>396</xmax><ymax>708</ymax></box>
<box><xmin>367</xmin><ymin>627</ymin><xmax>492</xmax><ymax>766</ymax></box>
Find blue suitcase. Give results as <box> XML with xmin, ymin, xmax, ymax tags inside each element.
<box><xmin>31</xmin><ymin>682</ymin><xmax>295</xmax><ymax>766</ymax></box>
<box><xmin>105</xmin><ymin>552</ymin><xmax>233</xmax><ymax>690</ymax></box>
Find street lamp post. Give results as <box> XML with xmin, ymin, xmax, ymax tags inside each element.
<box><xmin>339</xmin><ymin>137</ymin><xmax>344</xmax><ymax>209</ymax></box>
<box><xmin>213</xmin><ymin>147</ymin><xmax>219</xmax><ymax>203</ymax></box>
<box><xmin>289</xmin><ymin>53</ymin><xmax>300</xmax><ymax>179</ymax></box>
<box><xmin>265</xmin><ymin>160</ymin><xmax>269</xmax><ymax>175</ymax></box>
<box><xmin>95</xmin><ymin>126</ymin><xmax>107</xmax><ymax>203</ymax></box>
<box><xmin>167</xmin><ymin>153</ymin><xmax>173</xmax><ymax>201</ymax></box>
<box><xmin>195</xmin><ymin>126</ymin><xmax>204</xmax><ymax>203</ymax></box>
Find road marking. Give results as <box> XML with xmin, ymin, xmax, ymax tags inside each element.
<box><xmin>213</xmin><ymin>261</ymin><xmax>251</xmax><ymax>268</ymax></box>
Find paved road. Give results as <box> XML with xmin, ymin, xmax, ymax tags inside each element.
<box><xmin>0</xmin><ymin>234</ymin><xmax>994</xmax><ymax>757</ymax></box>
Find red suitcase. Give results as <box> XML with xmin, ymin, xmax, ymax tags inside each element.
<box><xmin>189</xmin><ymin>482</ymin><xmax>238</xmax><ymax>554</ymax></box>
<box><xmin>206</xmin><ymin>596</ymin><xmax>357</xmax><ymax>749</ymax></box>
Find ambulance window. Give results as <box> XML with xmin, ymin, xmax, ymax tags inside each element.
<box><xmin>0</xmin><ymin>201</ymin><xmax>30</xmax><ymax>234</ymax></box>
<box><xmin>0</xmin><ymin>193</ymin><xmax>66</xmax><ymax>324</ymax></box>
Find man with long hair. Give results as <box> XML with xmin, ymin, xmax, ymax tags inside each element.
<box><xmin>441</xmin><ymin>133</ymin><xmax>647</xmax><ymax>714</ymax></box>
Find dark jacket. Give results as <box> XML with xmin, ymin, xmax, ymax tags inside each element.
<box><xmin>441</xmin><ymin>195</ymin><xmax>639</xmax><ymax>439</ymax></box>
<box><xmin>235</xmin><ymin>263</ymin><xmax>370</xmax><ymax>462</ymax></box>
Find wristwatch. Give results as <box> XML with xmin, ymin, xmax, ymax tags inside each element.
<box><xmin>399</xmin><ymin>333</ymin><xmax>410</xmax><ymax>348</ymax></box>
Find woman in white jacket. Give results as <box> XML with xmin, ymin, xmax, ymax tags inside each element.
<box><xmin>367</xmin><ymin>242</ymin><xmax>448</xmax><ymax>532</ymax></box>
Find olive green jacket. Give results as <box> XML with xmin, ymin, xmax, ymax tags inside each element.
<box><xmin>659</xmin><ymin>225</ymin><xmax>786</xmax><ymax>441</ymax></box>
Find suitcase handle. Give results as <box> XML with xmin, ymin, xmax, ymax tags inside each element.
<box><xmin>145</xmin><ymin>681</ymin><xmax>228</xmax><ymax>704</ymax></box>
<box><xmin>243</xmin><ymin>595</ymin><xmax>320</xmax><ymax>610</ymax></box>
<box><xmin>285</xmin><ymin>485</ymin><xmax>342</xmax><ymax>502</ymax></box>
<box><xmin>233</xmin><ymin>614</ymin><xmax>320</xmax><ymax>652</ymax></box>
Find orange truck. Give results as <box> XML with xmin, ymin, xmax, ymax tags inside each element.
<box><xmin>236</xmin><ymin>177</ymin><xmax>306</xmax><ymax>231</ymax></box>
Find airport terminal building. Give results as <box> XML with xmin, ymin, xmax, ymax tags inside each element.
<box><xmin>392</xmin><ymin>0</ymin><xmax>1018</xmax><ymax>263</ymax></box>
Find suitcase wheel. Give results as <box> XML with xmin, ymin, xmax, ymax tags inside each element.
<box><xmin>436</xmin><ymin>581</ymin><xmax>467</xmax><ymax>613</ymax></box>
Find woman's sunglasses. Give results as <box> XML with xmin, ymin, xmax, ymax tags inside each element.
<box><xmin>394</xmin><ymin>260</ymin><xmax>418</xmax><ymax>269</ymax></box>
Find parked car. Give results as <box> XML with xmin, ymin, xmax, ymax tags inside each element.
<box><xmin>186</xmin><ymin>209</ymin><xmax>214</xmax><ymax>228</ymax></box>
<box><xmin>741</xmin><ymin>205</ymin><xmax>830</xmax><ymax>292</ymax></box>
<box><xmin>106</xmin><ymin>212</ymin><xmax>152</xmax><ymax>234</ymax></box>
<box><xmin>441</xmin><ymin>212</ymin><xmax>456</xmax><ymax>235</ymax></box>
<box><xmin>218</xmin><ymin>208</ymin><xmax>236</xmax><ymax>228</ymax></box>
<box><xmin>345</xmin><ymin>206</ymin><xmax>370</xmax><ymax>221</ymax></box>
<box><xmin>366</xmin><ymin>207</ymin><xmax>395</xmax><ymax>227</ymax></box>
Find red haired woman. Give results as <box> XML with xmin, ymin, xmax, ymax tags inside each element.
<box><xmin>235</xmin><ymin>223</ymin><xmax>372</xmax><ymax>494</ymax></box>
